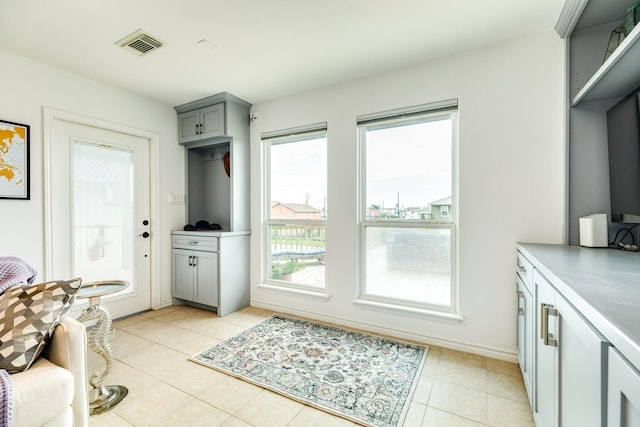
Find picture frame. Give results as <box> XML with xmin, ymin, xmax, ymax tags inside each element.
<box><xmin>0</xmin><ymin>119</ymin><xmax>30</xmax><ymax>200</ymax></box>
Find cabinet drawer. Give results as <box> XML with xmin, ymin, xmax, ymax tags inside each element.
<box><xmin>516</xmin><ymin>251</ymin><xmax>534</xmax><ymax>291</ymax></box>
<box><xmin>172</xmin><ymin>235</ymin><xmax>219</xmax><ymax>251</ymax></box>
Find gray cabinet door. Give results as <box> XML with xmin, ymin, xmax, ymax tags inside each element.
<box><xmin>178</xmin><ymin>110</ymin><xmax>200</xmax><ymax>143</ymax></box>
<box><xmin>172</xmin><ymin>249</ymin><xmax>194</xmax><ymax>300</ymax></box>
<box><xmin>193</xmin><ymin>250</ymin><xmax>219</xmax><ymax>306</ymax></box>
<box><xmin>199</xmin><ymin>104</ymin><xmax>225</xmax><ymax>139</ymax></box>
<box><xmin>609</xmin><ymin>347</ymin><xmax>640</xmax><ymax>427</ymax></box>
<box><xmin>557</xmin><ymin>293</ymin><xmax>608</xmax><ymax>427</ymax></box>
<box><xmin>534</xmin><ymin>270</ymin><xmax>557</xmax><ymax>427</ymax></box>
<box><xmin>517</xmin><ymin>276</ymin><xmax>534</xmax><ymax>407</ymax></box>
<box><xmin>534</xmin><ymin>269</ymin><xmax>608</xmax><ymax>427</ymax></box>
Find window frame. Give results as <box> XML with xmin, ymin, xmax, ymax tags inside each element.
<box><xmin>357</xmin><ymin>103</ymin><xmax>459</xmax><ymax>316</ymax></box>
<box><xmin>262</xmin><ymin>123</ymin><xmax>328</xmax><ymax>292</ymax></box>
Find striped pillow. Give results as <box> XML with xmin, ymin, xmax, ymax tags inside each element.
<box><xmin>0</xmin><ymin>278</ymin><xmax>82</xmax><ymax>373</ymax></box>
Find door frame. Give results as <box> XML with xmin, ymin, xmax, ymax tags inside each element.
<box><xmin>43</xmin><ymin>107</ymin><xmax>161</xmax><ymax>310</ymax></box>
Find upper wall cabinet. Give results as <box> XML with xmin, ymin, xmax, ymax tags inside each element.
<box><xmin>175</xmin><ymin>92</ymin><xmax>250</xmax><ymax>147</ymax></box>
<box><xmin>178</xmin><ymin>104</ymin><xmax>225</xmax><ymax>143</ymax></box>
<box><xmin>174</xmin><ymin>92</ymin><xmax>251</xmax><ymax>231</ymax></box>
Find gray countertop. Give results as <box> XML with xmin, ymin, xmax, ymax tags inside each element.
<box><xmin>171</xmin><ymin>230</ymin><xmax>250</xmax><ymax>237</ymax></box>
<box><xmin>517</xmin><ymin>243</ymin><xmax>640</xmax><ymax>368</ymax></box>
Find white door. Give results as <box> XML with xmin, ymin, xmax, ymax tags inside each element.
<box><xmin>47</xmin><ymin>118</ymin><xmax>151</xmax><ymax>319</ymax></box>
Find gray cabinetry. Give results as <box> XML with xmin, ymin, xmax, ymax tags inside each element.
<box><xmin>178</xmin><ymin>104</ymin><xmax>225</xmax><ymax>144</ymax></box>
<box><xmin>174</xmin><ymin>92</ymin><xmax>251</xmax><ymax>232</ymax></box>
<box><xmin>171</xmin><ymin>92</ymin><xmax>251</xmax><ymax>317</ymax></box>
<box><xmin>534</xmin><ymin>270</ymin><xmax>608</xmax><ymax>427</ymax></box>
<box><xmin>171</xmin><ymin>231</ymin><xmax>249</xmax><ymax>316</ymax></box>
<box><xmin>517</xmin><ymin>243</ymin><xmax>640</xmax><ymax>427</ymax></box>
<box><xmin>518</xmin><ymin>246</ymin><xmax>610</xmax><ymax>427</ymax></box>
<box><xmin>533</xmin><ymin>270</ymin><xmax>557</xmax><ymax>427</ymax></box>
<box><xmin>172</xmin><ymin>247</ymin><xmax>218</xmax><ymax>306</ymax></box>
<box><xmin>609</xmin><ymin>347</ymin><xmax>640</xmax><ymax>427</ymax></box>
<box><xmin>558</xmin><ymin>0</ymin><xmax>640</xmax><ymax>243</ymax></box>
<box><xmin>516</xmin><ymin>253</ymin><xmax>534</xmax><ymax>407</ymax></box>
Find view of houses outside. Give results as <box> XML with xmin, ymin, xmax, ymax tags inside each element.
<box><xmin>267</xmin><ymin>135</ymin><xmax>327</xmax><ymax>287</ymax></box>
<box><xmin>361</xmin><ymin>113</ymin><xmax>454</xmax><ymax>307</ymax></box>
<box><xmin>267</xmin><ymin>112</ymin><xmax>454</xmax><ymax>308</ymax></box>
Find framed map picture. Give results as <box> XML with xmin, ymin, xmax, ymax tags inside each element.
<box><xmin>0</xmin><ymin>119</ymin><xmax>30</xmax><ymax>200</ymax></box>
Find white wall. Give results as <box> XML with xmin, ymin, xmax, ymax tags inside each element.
<box><xmin>249</xmin><ymin>31</ymin><xmax>565</xmax><ymax>359</ymax></box>
<box><xmin>0</xmin><ymin>48</ymin><xmax>185</xmax><ymax>308</ymax></box>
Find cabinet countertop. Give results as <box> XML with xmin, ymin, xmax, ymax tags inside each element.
<box><xmin>171</xmin><ymin>230</ymin><xmax>251</xmax><ymax>237</ymax></box>
<box><xmin>517</xmin><ymin>243</ymin><xmax>640</xmax><ymax>369</ymax></box>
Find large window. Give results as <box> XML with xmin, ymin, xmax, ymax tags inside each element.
<box><xmin>358</xmin><ymin>102</ymin><xmax>457</xmax><ymax>313</ymax></box>
<box><xmin>264</xmin><ymin>124</ymin><xmax>327</xmax><ymax>289</ymax></box>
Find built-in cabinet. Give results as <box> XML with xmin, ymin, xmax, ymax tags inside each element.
<box><xmin>608</xmin><ymin>347</ymin><xmax>640</xmax><ymax>427</ymax></box>
<box><xmin>516</xmin><ymin>253</ymin><xmax>534</xmax><ymax>407</ymax></box>
<box><xmin>171</xmin><ymin>231</ymin><xmax>249</xmax><ymax>316</ymax></box>
<box><xmin>171</xmin><ymin>92</ymin><xmax>251</xmax><ymax>315</ymax></box>
<box><xmin>178</xmin><ymin>103</ymin><xmax>225</xmax><ymax>143</ymax></box>
<box><xmin>531</xmin><ymin>268</ymin><xmax>608</xmax><ymax>427</ymax></box>
<box><xmin>174</xmin><ymin>91</ymin><xmax>251</xmax><ymax>231</ymax></box>
<box><xmin>559</xmin><ymin>0</ymin><xmax>640</xmax><ymax>244</ymax></box>
<box><xmin>517</xmin><ymin>243</ymin><xmax>640</xmax><ymax>427</ymax></box>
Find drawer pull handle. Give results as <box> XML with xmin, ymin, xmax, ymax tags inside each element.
<box><xmin>541</xmin><ymin>303</ymin><xmax>558</xmax><ymax>347</ymax></box>
<box><xmin>189</xmin><ymin>241</ymin><xmax>199</xmax><ymax>245</ymax></box>
<box><xmin>517</xmin><ymin>291</ymin><xmax>525</xmax><ymax>316</ymax></box>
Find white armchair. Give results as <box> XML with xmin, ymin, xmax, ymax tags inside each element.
<box><xmin>10</xmin><ymin>317</ymin><xmax>89</xmax><ymax>427</ymax></box>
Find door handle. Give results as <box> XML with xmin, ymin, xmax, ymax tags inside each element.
<box><xmin>138</xmin><ymin>232</ymin><xmax>150</xmax><ymax>238</ymax></box>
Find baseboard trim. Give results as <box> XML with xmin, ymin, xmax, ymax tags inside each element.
<box><xmin>250</xmin><ymin>299</ymin><xmax>518</xmax><ymax>363</ymax></box>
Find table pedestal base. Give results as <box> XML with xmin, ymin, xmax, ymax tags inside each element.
<box><xmin>89</xmin><ymin>385</ymin><xmax>129</xmax><ymax>416</ymax></box>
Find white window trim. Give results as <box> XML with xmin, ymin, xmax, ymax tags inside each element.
<box><xmin>262</xmin><ymin>125</ymin><xmax>328</xmax><ymax>291</ymax></box>
<box><xmin>356</xmin><ymin>103</ymin><xmax>459</xmax><ymax>318</ymax></box>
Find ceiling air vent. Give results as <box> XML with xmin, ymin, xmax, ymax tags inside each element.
<box><xmin>116</xmin><ymin>29</ymin><xmax>164</xmax><ymax>56</ymax></box>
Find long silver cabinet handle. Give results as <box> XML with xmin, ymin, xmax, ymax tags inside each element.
<box><xmin>541</xmin><ymin>303</ymin><xmax>558</xmax><ymax>347</ymax></box>
<box><xmin>517</xmin><ymin>291</ymin><xmax>525</xmax><ymax>316</ymax></box>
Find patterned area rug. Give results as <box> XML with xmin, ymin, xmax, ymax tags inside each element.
<box><xmin>190</xmin><ymin>314</ymin><xmax>427</xmax><ymax>427</ymax></box>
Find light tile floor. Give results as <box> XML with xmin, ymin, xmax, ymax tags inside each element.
<box><xmin>87</xmin><ymin>305</ymin><xmax>534</xmax><ymax>427</ymax></box>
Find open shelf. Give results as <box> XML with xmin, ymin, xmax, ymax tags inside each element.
<box><xmin>572</xmin><ymin>22</ymin><xmax>640</xmax><ymax>106</ymax></box>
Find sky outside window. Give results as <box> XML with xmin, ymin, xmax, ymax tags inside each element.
<box><xmin>366</xmin><ymin>118</ymin><xmax>452</xmax><ymax>211</ymax></box>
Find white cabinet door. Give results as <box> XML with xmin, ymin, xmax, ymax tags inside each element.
<box><xmin>557</xmin><ymin>293</ymin><xmax>608</xmax><ymax>427</ymax></box>
<box><xmin>193</xmin><ymin>250</ymin><xmax>219</xmax><ymax>306</ymax></box>
<box><xmin>534</xmin><ymin>270</ymin><xmax>557</xmax><ymax>427</ymax></box>
<box><xmin>609</xmin><ymin>347</ymin><xmax>640</xmax><ymax>427</ymax></box>
<box><xmin>172</xmin><ymin>249</ymin><xmax>194</xmax><ymax>300</ymax></box>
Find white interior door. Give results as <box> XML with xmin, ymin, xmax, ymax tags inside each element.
<box><xmin>47</xmin><ymin>118</ymin><xmax>151</xmax><ymax>319</ymax></box>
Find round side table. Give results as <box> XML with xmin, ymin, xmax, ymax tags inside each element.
<box><xmin>76</xmin><ymin>280</ymin><xmax>129</xmax><ymax>416</ymax></box>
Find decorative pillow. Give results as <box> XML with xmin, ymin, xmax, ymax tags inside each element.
<box><xmin>0</xmin><ymin>278</ymin><xmax>82</xmax><ymax>373</ymax></box>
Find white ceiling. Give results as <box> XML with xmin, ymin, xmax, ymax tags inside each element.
<box><xmin>0</xmin><ymin>0</ymin><xmax>564</xmax><ymax>107</ymax></box>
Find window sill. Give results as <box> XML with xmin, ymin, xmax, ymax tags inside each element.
<box><xmin>352</xmin><ymin>298</ymin><xmax>463</xmax><ymax>324</ymax></box>
<box><xmin>257</xmin><ymin>283</ymin><xmax>331</xmax><ymax>301</ymax></box>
